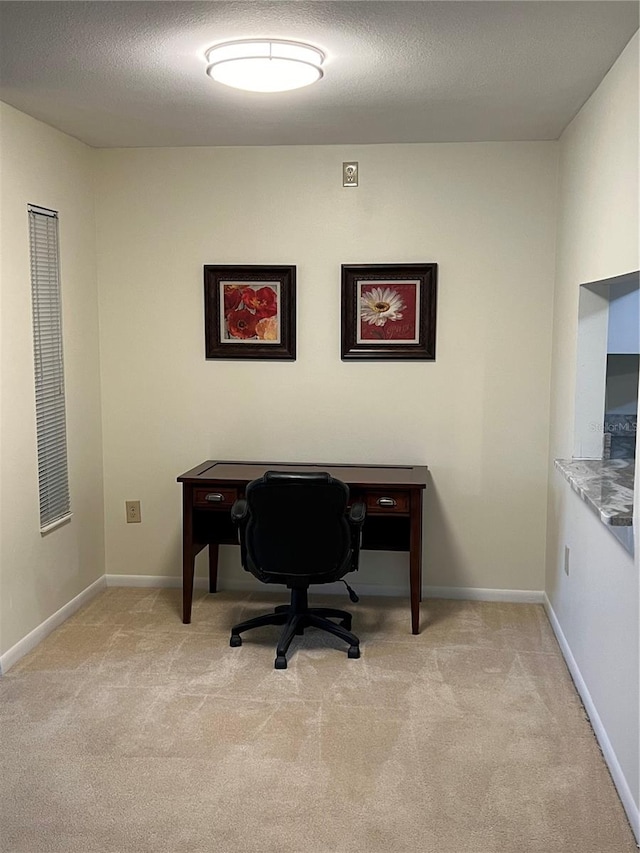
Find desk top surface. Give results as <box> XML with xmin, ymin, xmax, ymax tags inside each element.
<box><xmin>178</xmin><ymin>460</ymin><xmax>428</xmax><ymax>488</ymax></box>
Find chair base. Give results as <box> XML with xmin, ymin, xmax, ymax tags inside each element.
<box><xmin>229</xmin><ymin>588</ymin><xmax>360</xmax><ymax>669</ymax></box>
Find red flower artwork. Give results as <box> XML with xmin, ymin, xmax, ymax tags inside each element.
<box><xmin>222</xmin><ymin>284</ymin><xmax>279</xmax><ymax>341</ymax></box>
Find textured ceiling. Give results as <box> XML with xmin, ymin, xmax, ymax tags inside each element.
<box><xmin>0</xmin><ymin>1</ymin><xmax>638</xmax><ymax>148</ymax></box>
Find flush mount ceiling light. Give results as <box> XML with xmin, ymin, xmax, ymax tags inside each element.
<box><xmin>205</xmin><ymin>39</ymin><xmax>324</xmax><ymax>93</ymax></box>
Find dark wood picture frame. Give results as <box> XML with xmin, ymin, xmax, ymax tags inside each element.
<box><xmin>341</xmin><ymin>263</ymin><xmax>437</xmax><ymax>360</ymax></box>
<box><xmin>204</xmin><ymin>265</ymin><xmax>296</xmax><ymax>360</ymax></box>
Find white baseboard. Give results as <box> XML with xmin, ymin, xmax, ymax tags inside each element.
<box><xmin>105</xmin><ymin>574</ymin><xmax>406</xmax><ymax>596</ymax></box>
<box><xmin>105</xmin><ymin>573</ymin><xmax>543</xmax><ymax>603</ymax></box>
<box><xmin>0</xmin><ymin>575</ymin><xmax>106</xmax><ymax>675</ymax></box>
<box><xmin>105</xmin><ymin>573</ymin><xmax>193</xmax><ymax>589</ymax></box>
<box><xmin>426</xmin><ymin>585</ymin><xmax>544</xmax><ymax>603</ymax></box>
<box><xmin>544</xmin><ymin>594</ymin><xmax>639</xmax><ymax>845</ymax></box>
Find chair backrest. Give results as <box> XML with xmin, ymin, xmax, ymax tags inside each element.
<box><xmin>242</xmin><ymin>471</ymin><xmax>353</xmax><ymax>584</ymax></box>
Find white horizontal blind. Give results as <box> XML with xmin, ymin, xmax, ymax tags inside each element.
<box><xmin>28</xmin><ymin>205</ymin><xmax>71</xmax><ymax>531</ymax></box>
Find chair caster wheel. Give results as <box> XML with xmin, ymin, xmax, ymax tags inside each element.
<box><xmin>348</xmin><ymin>645</ymin><xmax>360</xmax><ymax>659</ymax></box>
<box><xmin>274</xmin><ymin>655</ymin><xmax>288</xmax><ymax>670</ymax></box>
<box><xmin>230</xmin><ymin>634</ymin><xmax>242</xmax><ymax>647</ymax></box>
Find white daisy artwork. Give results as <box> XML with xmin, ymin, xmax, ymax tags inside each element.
<box><xmin>341</xmin><ymin>263</ymin><xmax>437</xmax><ymax>361</ymax></box>
<box><xmin>357</xmin><ymin>280</ymin><xmax>420</xmax><ymax>344</ymax></box>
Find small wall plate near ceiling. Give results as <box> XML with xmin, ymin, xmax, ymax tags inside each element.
<box><xmin>343</xmin><ymin>162</ymin><xmax>358</xmax><ymax>187</ymax></box>
<box><xmin>205</xmin><ymin>39</ymin><xmax>325</xmax><ymax>93</ymax></box>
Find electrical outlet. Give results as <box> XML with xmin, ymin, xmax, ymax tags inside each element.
<box><xmin>564</xmin><ymin>545</ymin><xmax>570</xmax><ymax>576</ymax></box>
<box><xmin>125</xmin><ymin>500</ymin><xmax>141</xmax><ymax>523</ymax></box>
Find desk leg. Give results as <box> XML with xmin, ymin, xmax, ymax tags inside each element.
<box><xmin>409</xmin><ymin>491</ymin><xmax>423</xmax><ymax>634</ymax></box>
<box><xmin>183</xmin><ymin>547</ymin><xmax>195</xmax><ymax>624</ymax></box>
<box><xmin>208</xmin><ymin>543</ymin><xmax>219</xmax><ymax>593</ymax></box>
<box><xmin>182</xmin><ymin>488</ymin><xmax>194</xmax><ymax>624</ymax></box>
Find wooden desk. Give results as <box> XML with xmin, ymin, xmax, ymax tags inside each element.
<box><xmin>177</xmin><ymin>460</ymin><xmax>428</xmax><ymax>634</ymax></box>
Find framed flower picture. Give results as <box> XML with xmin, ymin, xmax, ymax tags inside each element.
<box><xmin>341</xmin><ymin>263</ymin><xmax>437</xmax><ymax>360</ymax></box>
<box><xmin>204</xmin><ymin>265</ymin><xmax>296</xmax><ymax>360</ymax></box>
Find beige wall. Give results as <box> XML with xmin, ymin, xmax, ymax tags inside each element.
<box><xmin>545</xmin><ymin>33</ymin><xmax>639</xmax><ymax>819</ymax></box>
<box><xmin>0</xmin><ymin>103</ymin><xmax>105</xmax><ymax>657</ymax></box>
<box><xmin>94</xmin><ymin>141</ymin><xmax>558</xmax><ymax>594</ymax></box>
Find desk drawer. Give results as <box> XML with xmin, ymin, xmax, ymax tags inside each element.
<box><xmin>194</xmin><ymin>487</ymin><xmax>238</xmax><ymax>508</ymax></box>
<box><xmin>365</xmin><ymin>490</ymin><xmax>409</xmax><ymax>514</ymax></box>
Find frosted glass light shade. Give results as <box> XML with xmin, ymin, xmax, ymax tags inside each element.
<box><xmin>205</xmin><ymin>40</ymin><xmax>324</xmax><ymax>93</ymax></box>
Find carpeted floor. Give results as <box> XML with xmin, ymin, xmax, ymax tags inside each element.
<box><xmin>0</xmin><ymin>588</ymin><xmax>636</xmax><ymax>853</ymax></box>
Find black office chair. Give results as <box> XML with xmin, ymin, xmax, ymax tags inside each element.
<box><xmin>229</xmin><ymin>471</ymin><xmax>366</xmax><ymax>669</ymax></box>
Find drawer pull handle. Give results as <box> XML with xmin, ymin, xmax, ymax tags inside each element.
<box><xmin>205</xmin><ymin>493</ymin><xmax>225</xmax><ymax>502</ymax></box>
<box><xmin>377</xmin><ymin>497</ymin><xmax>397</xmax><ymax>508</ymax></box>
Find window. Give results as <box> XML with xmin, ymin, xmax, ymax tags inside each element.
<box><xmin>28</xmin><ymin>205</ymin><xmax>71</xmax><ymax>532</ymax></box>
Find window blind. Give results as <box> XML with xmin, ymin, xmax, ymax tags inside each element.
<box><xmin>28</xmin><ymin>205</ymin><xmax>71</xmax><ymax>532</ymax></box>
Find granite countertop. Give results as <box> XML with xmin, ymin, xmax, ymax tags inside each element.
<box><xmin>554</xmin><ymin>458</ymin><xmax>635</xmax><ymax>527</ymax></box>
